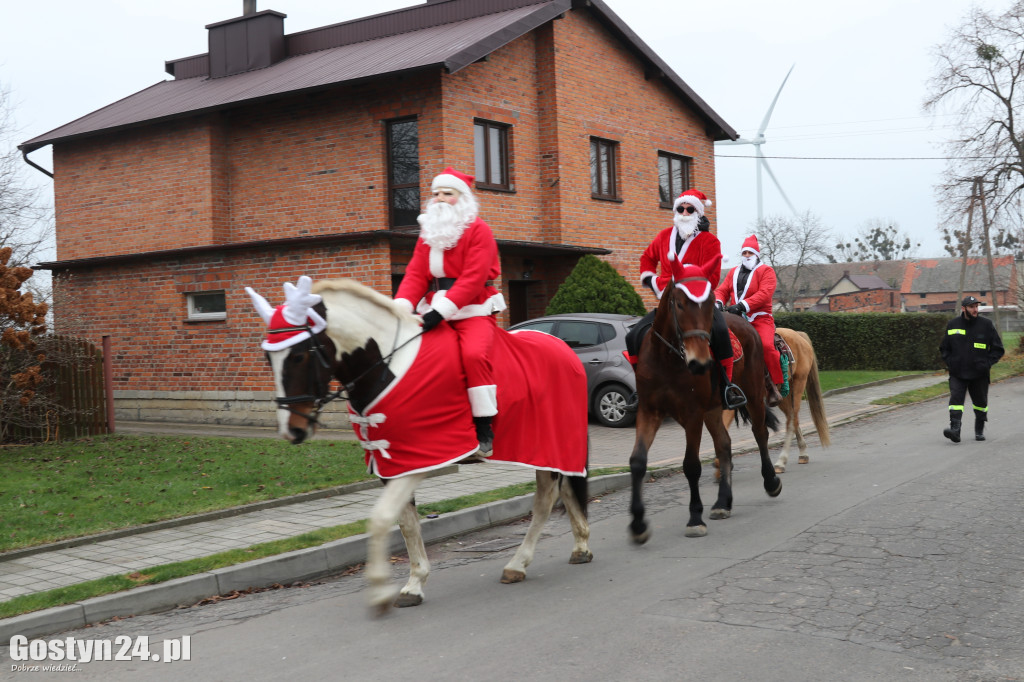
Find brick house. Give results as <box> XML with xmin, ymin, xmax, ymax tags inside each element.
<box><xmin>23</xmin><ymin>0</ymin><xmax>736</xmax><ymax>424</ymax></box>
<box><xmin>776</xmin><ymin>256</ymin><xmax>1019</xmax><ymax>318</ymax></box>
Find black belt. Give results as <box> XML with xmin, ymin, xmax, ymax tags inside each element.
<box><xmin>429</xmin><ymin>278</ymin><xmax>494</xmax><ymax>291</ymax></box>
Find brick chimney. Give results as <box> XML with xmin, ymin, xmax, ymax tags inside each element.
<box><xmin>206</xmin><ymin>2</ymin><xmax>286</xmax><ymax>78</ymax></box>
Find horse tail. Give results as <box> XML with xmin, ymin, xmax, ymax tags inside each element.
<box><xmin>804</xmin><ymin>347</ymin><xmax>831</xmax><ymax>447</ymax></box>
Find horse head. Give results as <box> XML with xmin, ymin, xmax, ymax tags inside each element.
<box><xmin>247</xmin><ymin>276</ymin><xmax>337</xmax><ymax>444</ymax></box>
<box><xmin>656</xmin><ymin>270</ymin><xmax>715</xmax><ymax>375</ymax></box>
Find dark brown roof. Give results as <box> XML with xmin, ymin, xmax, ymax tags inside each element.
<box><xmin>21</xmin><ymin>0</ymin><xmax>736</xmax><ymax>154</ymax></box>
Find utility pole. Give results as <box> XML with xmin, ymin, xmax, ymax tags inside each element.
<box><xmin>976</xmin><ymin>178</ymin><xmax>1002</xmax><ymax>333</ymax></box>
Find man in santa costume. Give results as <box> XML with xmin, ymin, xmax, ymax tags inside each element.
<box><xmin>715</xmin><ymin>235</ymin><xmax>785</xmax><ymax>406</ymax></box>
<box><xmin>394</xmin><ymin>167</ymin><xmax>506</xmax><ymax>453</ymax></box>
<box><xmin>624</xmin><ymin>188</ymin><xmax>746</xmax><ymax>410</ymax></box>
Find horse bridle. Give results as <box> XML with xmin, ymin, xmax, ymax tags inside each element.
<box><xmin>268</xmin><ymin>320</ymin><xmax>422</xmax><ymax>425</ymax></box>
<box><xmin>653</xmin><ymin>276</ymin><xmax>712</xmax><ymax>363</ymax></box>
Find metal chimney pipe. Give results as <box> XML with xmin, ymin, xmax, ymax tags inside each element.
<box><xmin>243</xmin><ymin>0</ymin><xmax>257</xmax><ymax>15</ymax></box>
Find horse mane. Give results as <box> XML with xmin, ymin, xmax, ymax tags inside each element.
<box><xmin>311</xmin><ymin>278</ymin><xmax>419</xmax><ymax>323</ymax></box>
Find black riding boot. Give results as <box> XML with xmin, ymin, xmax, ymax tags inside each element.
<box><xmin>975</xmin><ymin>414</ymin><xmax>986</xmax><ymax>441</ymax></box>
<box><xmin>474</xmin><ymin>416</ymin><xmax>495</xmax><ymax>454</ymax></box>
<box><xmin>943</xmin><ymin>415</ymin><xmax>962</xmax><ymax>443</ymax></box>
<box><xmin>720</xmin><ymin>363</ymin><xmax>747</xmax><ymax>410</ymax></box>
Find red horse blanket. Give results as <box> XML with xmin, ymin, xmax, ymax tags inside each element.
<box><xmin>349</xmin><ymin>324</ymin><xmax>588</xmax><ymax>479</ymax></box>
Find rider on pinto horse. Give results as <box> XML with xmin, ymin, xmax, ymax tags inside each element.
<box><xmin>715</xmin><ymin>234</ymin><xmax>787</xmax><ymax>407</ymax></box>
<box><xmin>393</xmin><ymin>167</ymin><xmax>506</xmax><ymax>453</ymax></box>
<box><xmin>624</xmin><ymin>188</ymin><xmax>747</xmax><ymax>411</ymax></box>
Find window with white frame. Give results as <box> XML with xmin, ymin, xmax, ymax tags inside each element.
<box><xmin>187</xmin><ymin>291</ymin><xmax>226</xmax><ymax>321</ymax></box>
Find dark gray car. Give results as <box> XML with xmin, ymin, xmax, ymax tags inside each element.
<box><xmin>508</xmin><ymin>313</ymin><xmax>639</xmax><ymax>428</ymax></box>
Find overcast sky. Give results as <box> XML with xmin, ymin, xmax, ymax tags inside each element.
<box><xmin>1</xmin><ymin>0</ymin><xmax>1008</xmax><ymax>262</ymax></box>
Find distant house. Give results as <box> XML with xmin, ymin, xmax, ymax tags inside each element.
<box><xmin>23</xmin><ymin>0</ymin><xmax>736</xmax><ymax>424</ymax></box>
<box><xmin>775</xmin><ymin>257</ymin><xmax>1019</xmax><ymax>318</ymax></box>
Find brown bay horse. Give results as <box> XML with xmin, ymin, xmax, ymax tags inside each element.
<box><xmin>722</xmin><ymin>327</ymin><xmax>831</xmax><ymax>474</ymax></box>
<box><xmin>628</xmin><ymin>275</ymin><xmax>782</xmax><ymax>543</ymax></box>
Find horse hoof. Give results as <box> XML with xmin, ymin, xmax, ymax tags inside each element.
<box><xmin>394</xmin><ymin>592</ymin><xmax>424</xmax><ymax>608</ymax></box>
<box><xmin>798</xmin><ymin>455</ymin><xmax>809</xmax><ymax>464</ymax></box>
<box><xmin>774</xmin><ymin>464</ymin><xmax>785</xmax><ymax>474</ymax></box>
<box><xmin>710</xmin><ymin>508</ymin><xmax>731</xmax><ymax>520</ymax></box>
<box><xmin>501</xmin><ymin>569</ymin><xmax>526</xmax><ymax>584</ymax></box>
<box><xmin>685</xmin><ymin>524</ymin><xmax>707</xmax><ymax>538</ymax></box>
<box><xmin>569</xmin><ymin>550</ymin><xmax>594</xmax><ymax>564</ymax></box>
<box><xmin>370</xmin><ymin>601</ymin><xmax>392</xmax><ymax>618</ymax></box>
<box><xmin>766</xmin><ymin>477</ymin><xmax>782</xmax><ymax>498</ymax></box>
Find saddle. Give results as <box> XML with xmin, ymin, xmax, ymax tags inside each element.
<box><xmin>774</xmin><ymin>333</ymin><xmax>795</xmax><ymax>364</ymax></box>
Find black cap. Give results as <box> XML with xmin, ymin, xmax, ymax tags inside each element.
<box><xmin>961</xmin><ymin>295</ymin><xmax>982</xmax><ymax>307</ymax></box>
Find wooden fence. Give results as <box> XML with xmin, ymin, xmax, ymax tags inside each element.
<box><xmin>2</xmin><ymin>335</ymin><xmax>109</xmax><ymax>442</ymax></box>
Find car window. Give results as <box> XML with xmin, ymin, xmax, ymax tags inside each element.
<box><xmin>514</xmin><ymin>321</ymin><xmax>556</xmax><ymax>334</ymax></box>
<box><xmin>556</xmin><ymin>321</ymin><xmax>608</xmax><ymax>349</ymax></box>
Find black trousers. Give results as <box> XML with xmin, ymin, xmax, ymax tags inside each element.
<box><xmin>948</xmin><ymin>374</ymin><xmax>990</xmax><ymax>422</ymax></box>
<box><xmin>625</xmin><ymin>307</ymin><xmax>732</xmax><ymax>363</ymax></box>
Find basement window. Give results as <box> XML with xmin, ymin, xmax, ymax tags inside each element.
<box><xmin>187</xmin><ymin>291</ymin><xmax>226</xmax><ymax>322</ymax></box>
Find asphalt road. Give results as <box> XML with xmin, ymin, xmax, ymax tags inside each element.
<box><xmin>5</xmin><ymin>377</ymin><xmax>1024</xmax><ymax>681</ymax></box>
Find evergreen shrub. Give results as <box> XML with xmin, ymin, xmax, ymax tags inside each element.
<box><xmin>546</xmin><ymin>255</ymin><xmax>646</xmax><ymax>316</ymax></box>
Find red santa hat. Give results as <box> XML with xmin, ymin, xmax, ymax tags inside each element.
<box><xmin>245</xmin><ymin>277</ymin><xmax>327</xmax><ymax>352</ymax></box>
<box><xmin>741</xmin><ymin>235</ymin><xmax>761</xmax><ymax>256</ymax></box>
<box><xmin>673</xmin><ymin>189</ymin><xmax>712</xmax><ymax>217</ymax></box>
<box><xmin>431</xmin><ymin>167</ymin><xmax>475</xmax><ymax>197</ymax></box>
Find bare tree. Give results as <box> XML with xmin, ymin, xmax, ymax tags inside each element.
<box><xmin>756</xmin><ymin>211</ymin><xmax>834</xmax><ymax>311</ymax></box>
<box><xmin>831</xmin><ymin>219</ymin><xmax>921</xmax><ymax>262</ymax></box>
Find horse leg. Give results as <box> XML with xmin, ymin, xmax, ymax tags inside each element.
<box><xmin>366</xmin><ymin>473</ymin><xmax>425</xmax><ymax>613</ymax></box>
<box><xmin>681</xmin><ymin>417</ymin><xmax>708</xmax><ymax>536</ymax></box>
<box><xmin>703</xmin><ymin>409</ymin><xmax>734</xmax><ymax>521</ymax></box>
<box><xmin>628</xmin><ymin>409</ymin><xmax>662</xmax><ymax>544</ymax></box>
<box><xmin>751</xmin><ymin>404</ymin><xmax>783</xmax><ymax>498</ymax></box>
<box><xmin>559</xmin><ymin>475</ymin><xmax>593</xmax><ymax>565</ymax></box>
<box><xmin>774</xmin><ymin>399</ymin><xmax>794</xmax><ymax>473</ymax></box>
<box><xmin>791</xmin><ymin>390</ymin><xmax>811</xmax><ymax>464</ymax></box>
<box><xmin>393</xmin><ymin>498</ymin><xmax>429</xmax><ymax>607</ymax></box>
<box><xmin>502</xmin><ymin>471</ymin><xmax>560</xmax><ymax>583</ymax></box>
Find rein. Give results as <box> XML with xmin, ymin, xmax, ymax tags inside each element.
<box><xmin>654</xmin><ymin>276</ymin><xmax>712</xmax><ymax>362</ymax></box>
<box><xmin>272</xmin><ymin>320</ymin><xmax>423</xmax><ymax>424</ymax></box>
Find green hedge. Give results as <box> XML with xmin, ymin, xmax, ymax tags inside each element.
<box><xmin>546</xmin><ymin>255</ymin><xmax>646</xmax><ymax>316</ymax></box>
<box><xmin>773</xmin><ymin>312</ymin><xmax>949</xmax><ymax>371</ymax></box>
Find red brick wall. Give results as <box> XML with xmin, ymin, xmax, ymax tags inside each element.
<box><xmin>829</xmin><ymin>289</ymin><xmax>901</xmax><ymax>313</ymax></box>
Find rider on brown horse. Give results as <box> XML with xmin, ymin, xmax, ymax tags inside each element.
<box><xmin>715</xmin><ymin>234</ymin><xmax>786</xmax><ymax>407</ymax></box>
<box><xmin>624</xmin><ymin>188</ymin><xmax>746</xmax><ymax>411</ymax></box>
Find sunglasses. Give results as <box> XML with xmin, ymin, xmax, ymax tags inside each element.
<box><xmin>675</xmin><ymin>204</ymin><xmax>697</xmax><ymax>214</ymax></box>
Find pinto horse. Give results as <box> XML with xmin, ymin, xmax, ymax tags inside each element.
<box><xmin>628</xmin><ymin>273</ymin><xmax>782</xmax><ymax>543</ymax></box>
<box><xmin>247</xmin><ymin>277</ymin><xmax>592</xmax><ymax>612</ymax></box>
<box><xmin>720</xmin><ymin>327</ymin><xmax>831</xmax><ymax>476</ymax></box>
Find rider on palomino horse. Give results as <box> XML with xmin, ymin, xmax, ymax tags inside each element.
<box><xmin>715</xmin><ymin>234</ymin><xmax>787</xmax><ymax>407</ymax></box>
<box><xmin>393</xmin><ymin>167</ymin><xmax>506</xmax><ymax>453</ymax></box>
<box><xmin>624</xmin><ymin>188</ymin><xmax>747</xmax><ymax>410</ymax></box>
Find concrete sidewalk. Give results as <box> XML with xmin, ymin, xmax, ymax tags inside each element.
<box><xmin>0</xmin><ymin>373</ymin><xmax>948</xmax><ymax>640</ymax></box>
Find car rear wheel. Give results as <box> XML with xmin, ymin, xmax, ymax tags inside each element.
<box><xmin>594</xmin><ymin>384</ymin><xmax>635</xmax><ymax>428</ymax></box>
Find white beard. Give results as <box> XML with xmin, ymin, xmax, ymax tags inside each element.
<box><xmin>673</xmin><ymin>212</ymin><xmax>699</xmax><ymax>240</ymax></box>
<box><xmin>741</xmin><ymin>255</ymin><xmax>759</xmax><ymax>269</ymax></box>
<box><xmin>418</xmin><ymin>202</ymin><xmax>469</xmax><ymax>250</ymax></box>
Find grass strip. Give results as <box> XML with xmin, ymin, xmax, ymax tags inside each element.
<box><xmin>873</xmin><ymin>354</ymin><xmax>1024</xmax><ymax>405</ymax></box>
<box><xmin>0</xmin><ymin>482</ymin><xmax>545</xmax><ymax>620</ymax></box>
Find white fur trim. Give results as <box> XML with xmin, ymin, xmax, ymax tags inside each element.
<box><xmin>261</xmin><ymin>330</ymin><xmax>312</xmax><ymax>351</ymax></box>
<box><xmin>245</xmin><ymin>287</ymin><xmax>274</xmax><ymax>325</ymax></box>
<box><xmin>430</xmin><ymin>294</ymin><xmax>460</xmax><ymax>320</ymax></box>
<box><xmin>450</xmin><ymin>292</ymin><xmax>507</xmax><ymax>319</ymax></box>
<box><xmin>467</xmin><ymin>385</ymin><xmax>498</xmax><ymax>417</ymax></box>
<box><xmin>394</xmin><ymin>298</ymin><xmax>415</xmax><ymax>315</ymax></box>
<box><xmin>432</xmin><ymin>173</ymin><xmax>472</xmax><ymax>197</ymax></box>
<box><xmin>428</xmin><ymin>246</ymin><xmax>446</xmax><ymax>277</ymax></box>
<box><xmin>672</xmin><ymin>194</ymin><xmax>712</xmax><ymax>216</ymax></box>
<box><xmin>674</xmin><ymin>279</ymin><xmax>712</xmax><ymax>303</ymax></box>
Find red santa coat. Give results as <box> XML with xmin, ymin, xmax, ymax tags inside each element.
<box><xmin>395</xmin><ymin>218</ymin><xmax>504</xmax><ymax>320</ymax></box>
<box><xmin>715</xmin><ymin>262</ymin><xmax>777</xmax><ymax>321</ymax></box>
<box><xmin>640</xmin><ymin>228</ymin><xmax>723</xmax><ymax>298</ymax></box>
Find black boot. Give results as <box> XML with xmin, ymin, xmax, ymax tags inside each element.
<box><xmin>624</xmin><ymin>391</ymin><xmax>639</xmax><ymax>413</ymax></box>
<box><xmin>943</xmin><ymin>415</ymin><xmax>962</xmax><ymax>443</ymax></box>
<box><xmin>720</xmin><ymin>365</ymin><xmax>747</xmax><ymax>410</ymax></box>
<box><xmin>473</xmin><ymin>416</ymin><xmax>495</xmax><ymax>454</ymax></box>
<box><xmin>975</xmin><ymin>415</ymin><xmax>986</xmax><ymax>441</ymax></box>
<box><xmin>765</xmin><ymin>370</ymin><xmax>784</xmax><ymax>407</ymax></box>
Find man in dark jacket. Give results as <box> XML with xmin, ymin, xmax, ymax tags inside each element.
<box><xmin>939</xmin><ymin>296</ymin><xmax>1005</xmax><ymax>442</ymax></box>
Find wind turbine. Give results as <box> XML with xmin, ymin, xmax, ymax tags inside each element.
<box><xmin>716</xmin><ymin>65</ymin><xmax>798</xmax><ymax>225</ymax></box>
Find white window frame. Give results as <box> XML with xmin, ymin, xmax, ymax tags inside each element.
<box><xmin>186</xmin><ymin>291</ymin><xmax>227</xmax><ymax>321</ymax></box>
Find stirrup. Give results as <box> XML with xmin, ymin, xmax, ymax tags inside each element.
<box><xmin>723</xmin><ymin>383</ymin><xmax>747</xmax><ymax>410</ymax></box>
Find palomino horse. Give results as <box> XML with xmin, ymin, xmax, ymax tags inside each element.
<box><xmin>722</xmin><ymin>327</ymin><xmax>831</xmax><ymax>474</ymax></box>
<box><xmin>247</xmin><ymin>277</ymin><xmax>592</xmax><ymax>612</ymax></box>
<box><xmin>628</xmin><ymin>272</ymin><xmax>781</xmax><ymax>543</ymax></box>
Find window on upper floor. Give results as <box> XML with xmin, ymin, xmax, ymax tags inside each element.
<box><xmin>187</xmin><ymin>291</ymin><xmax>226</xmax><ymax>322</ymax></box>
<box><xmin>590</xmin><ymin>137</ymin><xmax>619</xmax><ymax>200</ymax></box>
<box><xmin>658</xmin><ymin>151</ymin><xmax>691</xmax><ymax>207</ymax></box>
<box><xmin>387</xmin><ymin>117</ymin><xmax>420</xmax><ymax>228</ymax></box>
<box><xmin>474</xmin><ymin>120</ymin><xmax>511</xmax><ymax>191</ymax></box>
